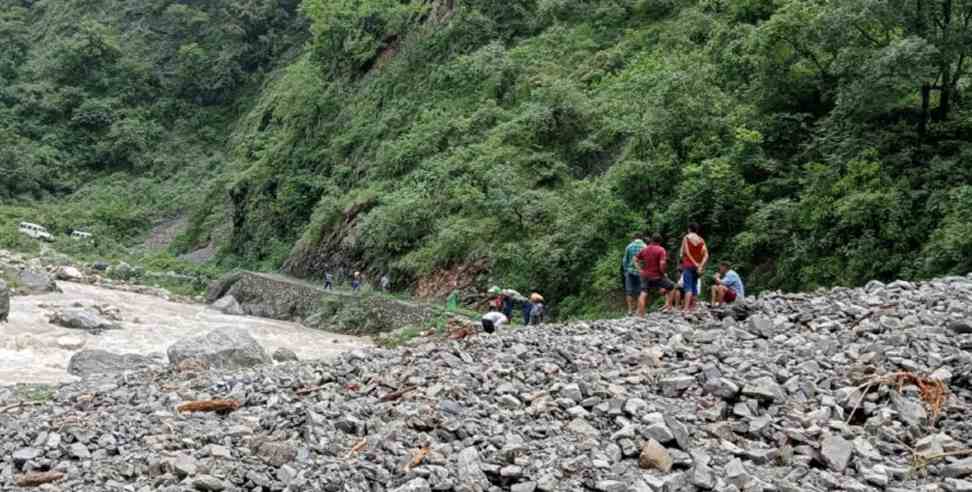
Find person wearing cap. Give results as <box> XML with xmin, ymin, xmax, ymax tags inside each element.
<box><xmin>529</xmin><ymin>292</ymin><xmax>545</xmax><ymax>325</ymax></box>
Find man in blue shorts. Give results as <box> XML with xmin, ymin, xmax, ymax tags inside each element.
<box><xmin>621</xmin><ymin>234</ymin><xmax>647</xmax><ymax>316</ymax></box>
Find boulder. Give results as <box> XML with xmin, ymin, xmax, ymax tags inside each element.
<box><xmin>167</xmin><ymin>328</ymin><xmax>269</xmax><ymax>370</ymax></box>
<box><xmin>67</xmin><ymin>350</ymin><xmax>159</xmax><ymax>377</ymax></box>
<box><xmin>55</xmin><ymin>266</ymin><xmax>84</xmax><ymax>281</ymax></box>
<box><xmin>49</xmin><ymin>307</ymin><xmax>121</xmax><ymax>333</ymax></box>
<box><xmin>12</xmin><ymin>268</ymin><xmax>60</xmax><ymax>294</ymax></box>
<box><xmin>0</xmin><ymin>279</ymin><xmax>9</xmax><ymax>322</ymax></box>
<box><xmin>212</xmin><ymin>295</ymin><xmax>244</xmax><ymax>316</ymax></box>
<box><xmin>272</xmin><ymin>347</ymin><xmax>299</xmax><ymax>363</ymax></box>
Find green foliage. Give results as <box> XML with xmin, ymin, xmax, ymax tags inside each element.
<box><xmin>5</xmin><ymin>0</ymin><xmax>972</xmax><ymax>320</ymax></box>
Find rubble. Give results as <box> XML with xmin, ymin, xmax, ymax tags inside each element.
<box><xmin>1</xmin><ymin>274</ymin><xmax>971</xmax><ymax>491</ymax></box>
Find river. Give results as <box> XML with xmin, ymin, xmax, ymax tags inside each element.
<box><xmin>0</xmin><ymin>281</ymin><xmax>367</xmax><ymax>385</ymax></box>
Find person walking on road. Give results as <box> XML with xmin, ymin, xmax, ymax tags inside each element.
<box><xmin>324</xmin><ymin>272</ymin><xmax>334</xmax><ymax>290</ymax></box>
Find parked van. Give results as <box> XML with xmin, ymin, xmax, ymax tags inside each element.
<box><xmin>18</xmin><ymin>222</ymin><xmax>54</xmax><ymax>242</ymax></box>
<box><xmin>71</xmin><ymin>230</ymin><xmax>93</xmax><ymax>240</ymax></box>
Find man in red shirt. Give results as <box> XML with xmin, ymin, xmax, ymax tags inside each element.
<box><xmin>635</xmin><ymin>234</ymin><xmax>675</xmax><ymax>316</ymax></box>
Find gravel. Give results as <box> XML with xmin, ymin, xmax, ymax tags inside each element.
<box><xmin>2</xmin><ymin>274</ymin><xmax>972</xmax><ymax>491</ymax></box>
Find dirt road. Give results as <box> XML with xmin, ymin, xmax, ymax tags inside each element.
<box><xmin>0</xmin><ymin>281</ymin><xmax>367</xmax><ymax>385</ymax></box>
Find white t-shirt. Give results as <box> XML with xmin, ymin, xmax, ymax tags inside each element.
<box><xmin>482</xmin><ymin>312</ymin><xmax>508</xmax><ymax>327</ymax></box>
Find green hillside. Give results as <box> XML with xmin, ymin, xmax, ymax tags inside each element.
<box><xmin>2</xmin><ymin>0</ymin><xmax>971</xmax><ymax>316</ymax></box>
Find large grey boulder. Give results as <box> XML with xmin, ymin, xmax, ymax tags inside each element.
<box><xmin>49</xmin><ymin>307</ymin><xmax>121</xmax><ymax>334</ymax></box>
<box><xmin>167</xmin><ymin>328</ymin><xmax>269</xmax><ymax>370</ymax></box>
<box><xmin>0</xmin><ymin>280</ymin><xmax>9</xmax><ymax>322</ymax></box>
<box><xmin>11</xmin><ymin>268</ymin><xmax>60</xmax><ymax>294</ymax></box>
<box><xmin>212</xmin><ymin>295</ymin><xmax>244</xmax><ymax>316</ymax></box>
<box><xmin>67</xmin><ymin>350</ymin><xmax>159</xmax><ymax>377</ymax></box>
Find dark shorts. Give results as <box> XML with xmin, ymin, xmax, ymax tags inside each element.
<box><xmin>641</xmin><ymin>277</ymin><xmax>674</xmax><ymax>292</ymax></box>
<box><xmin>682</xmin><ymin>267</ymin><xmax>699</xmax><ymax>296</ymax></box>
<box><xmin>724</xmin><ymin>288</ymin><xmax>737</xmax><ymax>303</ymax></box>
<box><xmin>624</xmin><ymin>273</ymin><xmax>642</xmax><ymax>296</ymax></box>
<box><xmin>481</xmin><ymin>319</ymin><xmax>495</xmax><ymax>334</ymax></box>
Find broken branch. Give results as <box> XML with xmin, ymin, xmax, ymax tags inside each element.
<box><xmin>16</xmin><ymin>471</ymin><xmax>65</xmax><ymax>487</ymax></box>
<box><xmin>344</xmin><ymin>438</ymin><xmax>368</xmax><ymax>460</ymax></box>
<box><xmin>176</xmin><ymin>399</ymin><xmax>241</xmax><ymax>414</ymax></box>
<box><xmin>380</xmin><ymin>385</ymin><xmax>417</xmax><ymax>402</ymax></box>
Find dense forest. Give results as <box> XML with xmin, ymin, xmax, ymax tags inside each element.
<box><xmin>1</xmin><ymin>0</ymin><xmax>971</xmax><ymax>316</ymax></box>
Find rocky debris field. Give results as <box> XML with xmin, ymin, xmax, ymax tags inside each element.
<box><xmin>3</xmin><ymin>275</ymin><xmax>972</xmax><ymax>491</ymax></box>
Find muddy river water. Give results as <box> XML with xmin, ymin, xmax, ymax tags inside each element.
<box><xmin>0</xmin><ymin>281</ymin><xmax>367</xmax><ymax>385</ymax></box>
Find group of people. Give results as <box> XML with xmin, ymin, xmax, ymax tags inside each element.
<box><xmin>622</xmin><ymin>223</ymin><xmax>745</xmax><ymax>317</ymax></box>
<box><xmin>480</xmin><ymin>288</ymin><xmax>546</xmax><ymax>334</ymax></box>
<box><xmin>323</xmin><ymin>271</ymin><xmax>390</xmax><ymax>293</ymax></box>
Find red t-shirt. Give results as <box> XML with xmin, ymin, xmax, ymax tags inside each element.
<box><xmin>636</xmin><ymin>244</ymin><xmax>667</xmax><ymax>280</ymax></box>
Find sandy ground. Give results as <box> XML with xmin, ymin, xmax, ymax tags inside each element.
<box><xmin>0</xmin><ymin>282</ymin><xmax>367</xmax><ymax>385</ymax></box>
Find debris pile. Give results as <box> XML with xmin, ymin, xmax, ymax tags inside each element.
<box><xmin>2</xmin><ymin>275</ymin><xmax>972</xmax><ymax>491</ymax></box>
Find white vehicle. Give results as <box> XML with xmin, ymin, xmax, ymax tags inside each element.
<box><xmin>71</xmin><ymin>230</ymin><xmax>93</xmax><ymax>240</ymax></box>
<box><xmin>18</xmin><ymin>222</ymin><xmax>54</xmax><ymax>242</ymax></box>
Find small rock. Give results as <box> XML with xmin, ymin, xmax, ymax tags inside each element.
<box><xmin>819</xmin><ymin>434</ymin><xmax>852</xmax><ymax>472</ymax></box>
<box><xmin>640</xmin><ymin>439</ymin><xmax>673</xmax><ymax>472</ymax></box>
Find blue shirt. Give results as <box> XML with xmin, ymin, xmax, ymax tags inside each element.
<box><xmin>622</xmin><ymin>240</ymin><xmax>647</xmax><ymax>274</ymax></box>
<box><xmin>721</xmin><ymin>270</ymin><xmax>745</xmax><ymax>298</ymax></box>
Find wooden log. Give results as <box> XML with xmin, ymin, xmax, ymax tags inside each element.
<box><xmin>176</xmin><ymin>399</ymin><xmax>240</xmax><ymax>414</ymax></box>
<box><xmin>16</xmin><ymin>471</ymin><xmax>65</xmax><ymax>487</ymax></box>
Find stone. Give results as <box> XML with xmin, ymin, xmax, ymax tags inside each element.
<box><xmin>742</xmin><ymin>376</ymin><xmax>785</xmax><ymax>402</ymax></box>
<box><xmin>944</xmin><ymin>458</ymin><xmax>972</xmax><ymax>478</ymax></box>
<box><xmin>167</xmin><ymin>328</ymin><xmax>269</xmax><ymax>369</ymax></box>
<box><xmin>13</xmin><ymin>268</ymin><xmax>60</xmax><ymax>294</ymax></box>
<box><xmin>277</xmin><ymin>464</ymin><xmax>298</xmax><ymax>485</ymax></box>
<box><xmin>567</xmin><ymin>417</ymin><xmax>598</xmax><ymax>437</ymax></box>
<box><xmin>819</xmin><ymin>434</ymin><xmax>852</xmax><ymax>473</ymax></box>
<box><xmin>624</xmin><ymin>397</ymin><xmax>648</xmax><ymax>416</ymax></box>
<box><xmin>13</xmin><ymin>447</ymin><xmax>41</xmax><ymax>468</ymax></box>
<box><xmin>49</xmin><ymin>307</ymin><xmax>120</xmax><ymax>333</ymax></box>
<box><xmin>67</xmin><ymin>350</ymin><xmax>158</xmax><ymax>377</ymax></box>
<box><xmin>165</xmin><ymin>454</ymin><xmax>198</xmax><ymax>478</ymax></box>
<box><xmin>0</xmin><ymin>280</ymin><xmax>8</xmax><ymax>322</ymax></box>
<box><xmin>212</xmin><ymin>295</ymin><xmax>244</xmax><ymax>316</ymax></box>
<box><xmin>561</xmin><ymin>383</ymin><xmax>583</xmax><ymax>402</ymax></box>
<box><xmin>640</xmin><ymin>439</ymin><xmax>673</xmax><ymax>473</ymax></box>
<box><xmin>69</xmin><ymin>442</ymin><xmax>90</xmax><ymax>459</ymax></box>
<box><xmin>511</xmin><ymin>482</ymin><xmax>538</xmax><ymax>492</ymax></box>
<box><xmin>272</xmin><ymin>347</ymin><xmax>299</xmax><ymax>363</ymax></box>
<box><xmin>192</xmin><ymin>475</ymin><xmax>226</xmax><ymax>491</ymax></box>
<box><xmin>945</xmin><ymin>479</ymin><xmax>972</xmax><ymax>492</ymax></box>
<box><xmin>455</xmin><ymin>446</ymin><xmax>489</xmax><ymax>490</ymax></box>
<box><xmin>392</xmin><ymin>477</ymin><xmax>431</xmax><ymax>492</ymax></box>
<box><xmin>659</xmin><ymin>375</ymin><xmax>696</xmax><ymax>397</ymax></box>
<box><xmin>256</xmin><ymin>441</ymin><xmax>297</xmax><ymax>467</ymax></box>
<box><xmin>56</xmin><ymin>266</ymin><xmax>84</xmax><ymax>281</ymax></box>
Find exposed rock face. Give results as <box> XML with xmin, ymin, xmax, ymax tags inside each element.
<box><xmin>208</xmin><ymin>271</ymin><xmax>453</xmax><ymax>335</ymax></box>
<box><xmin>1</xmin><ymin>274</ymin><xmax>971</xmax><ymax>491</ymax></box>
<box><xmin>0</xmin><ymin>279</ymin><xmax>9</xmax><ymax>322</ymax></box>
<box><xmin>48</xmin><ymin>307</ymin><xmax>121</xmax><ymax>334</ymax></box>
<box><xmin>67</xmin><ymin>350</ymin><xmax>160</xmax><ymax>377</ymax></box>
<box><xmin>167</xmin><ymin>329</ymin><xmax>269</xmax><ymax>370</ymax></box>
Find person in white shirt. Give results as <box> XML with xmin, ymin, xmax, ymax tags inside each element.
<box><xmin>481</xmin><ymin>309</ymin><xmax>508</xmax><ymax>334</ymax></box>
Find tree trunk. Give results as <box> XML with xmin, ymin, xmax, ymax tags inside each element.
<box><xmin>920</xmin><ymin>82</ymin><xmax>931</xmax><ymax>136</ymax></box>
